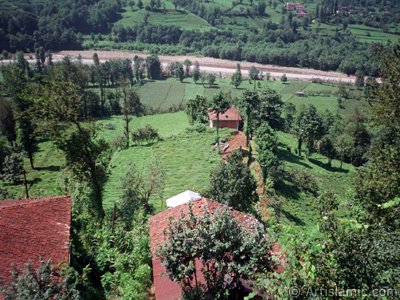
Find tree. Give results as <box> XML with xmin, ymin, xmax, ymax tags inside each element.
<box><xmin>133</xmin><ymin>55</ymin><xmax>145</xmax><ymax>85</ymax></box>
<box><xmin>248</xmin><ymin>66</ymin><xmax>259</xmax><ymax>82</ymax></box>
<box><xmin>121</xmin><ymin>86</ymin><xmax>142</xmax><ymax>148</ymax></box>
<box><xmin>0</xmin><ymin>151</ymin><xmax>29</xmax><ymax>198</ymax></box>
<box><xmin>185</xmin><ymin>95</ymin><xmax>209</xmax><ymax>125</ymax></box>
<box><xmin>255</xmin><ymin>88</ymin><xmax>285</xmax><ymax>130</ymax></box>
<box><xmin>138</xmin><ymin>0</ymin><xmax>143</xmax><ymax>9</ymax></box>
<box><xmin>316</xmin><ymin>136</ymin><xmax>336</xmax><ymax>167</ymax></box>
<box><xmin>355</xmin><ymin>69</ymin><xmax>365</xmax><ymax>88</ymax></box>
<box><xmin>145</xmin><ymin>55</ymin><xmax>162</xmax><ymax>79</ymax></box>
<box><xmin>334</xmin><ymin>134</ymin><xmax>352</xmax><ymax>169</ymax></box>
<box><xmin>173</xmin><ymin>62</ymin><xmax>184</xmax><ymax>82</ymax></box>
<box><xmin>120</xmin><ymin>161</ymin><xmax>165</xmax><ymax>213</ymax></box>
<box><xmin>1</xmin><ymin>65</ymin><xmax>38</xmax><ymax>169</ymax></box>
<box><xmin>192</xmin><ymin>61</ymin><xmax>201</xmax><ymax>83</ymax></box>
<box><xmin>282</xmin><ymin>102</ymin><xmax>297</xmax><ymax>132</ymax></box>
<box><xmin>280</xmin><ymin>73</ymin><xmax>288</xmax><ymax>83</ymax></box>
<box><xmin>206</xmin><ymin>73</ymin><xmax>216</xmax><ymax>86</ymax></box>
<box><xmin>41</xmin><ymin>63</ymin><xmax>110</xmax><ymax>219</ymax></box>
<box><xmin>209</xmin><ymin>91</ymin><xmax>230</xmax><ymax>144</ymax></box>
<box><xmin>207</xmin><ymin>151</ymin><xmax>257</xmax><ymax>212</ymax></box>
<box><xmin>0</xmin><ymin>259</ymin><xmax>80</xmax><ymax>300</ymax></box>
<box><xmin>256</xmin><ymin>123</ymin><xmax>280</xmax><ymax>189</ymax></box>
<box><xmin>237</xmin><ymin>90</ymin><xmax>259</xmax><ymax>147</ymax></box>
<box><xmin>295</xmin><ymin>104</ymin><xmax>324</xmax><ymax>157</ymax></box>
<box><xmin>183</xmin><ymin>59</ymin><xmax>192</xmax><ymax>77</ymax></box>
<box><xmin>231</xmin><ymin>63</ymin><xmax>242</xmax><ymax>88</ymax></box>
<box><xmin>157</xmin><ymin>204</ymin><xmax>274</xmax><ymax>298</ymax></box>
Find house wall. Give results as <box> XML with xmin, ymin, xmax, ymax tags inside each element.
<box><xmin>210</xmin><ymin>120</ymin><xmax>239</xmax><ymax>130</ymax></box>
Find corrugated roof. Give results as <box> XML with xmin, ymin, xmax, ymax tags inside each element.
<box><xmin>0</xmin><ymin>196</ymin><xmax>72</xmax><ymax>288</ymax></box>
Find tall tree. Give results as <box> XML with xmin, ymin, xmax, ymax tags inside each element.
<box><xmin>185</xmin><ymin>95</ymin><xmax>209</xmax><ymax>125</ymax></box>
<box><xmin>157</xmin><ymin>204</ymin><xmax>274</xmax><ymax>298</ymax></box>
<box><xmin>237</xmin><ymin>90</ymin><xmax>259</xmax><ymax>147</ymax></box>
<box><xmin>183</xmin><ymin>59</ymin><xmax>192</xmax><ymax>77</ymax></box>
<box><xmin>256</xmin><ymin>123</ymin><xmax>280</xmax><ymax>190</ymax></box>
<box><xmin>209</xmin><ymin>91</ymin><xmax>230</xmax><ymax>145</ymax></box>
<box><xmin>207</xmin><ymin>151</ymin><xmax>257</xmax><ymax>212</ymax></box>
<box><xmin>1</xmin><ymin>65</ymin><xmax>38</xmax><ymax>169</ymax></box>
<box><xmin>231</xmin><ymin>63</ymin><xmax>242</xmax><ymax>89</ymax></box>
<box><xmin>255</xmin><ymin>88</ymin><xmax>285</xmax><ymax>130</ymax></box>
<box><xmin>192</xmin><ymin>61</ymin><xmax>200</xmax><ymax>84</ymax></box>
<box><xmin>145</xmin><ymin>55</ymin><xmax>162</xmax><ymax>79</ymax></box>
<box><xmin>295</xmin><ymin>104</ymin><xmax>324</xmax><ymax>157</ymax></box>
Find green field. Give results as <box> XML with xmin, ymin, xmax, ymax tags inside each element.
<box><xmin>271</xmin><ymin>132</ymin><xmax>355</xmax><ymax>227</ymax></box>
<box><xmin>116</xmin><ymin>7</ymin><xmax>213</xmax><ymax>31</ymax></box>
<box><xmin>133</xmin><ymin>77</ymin><xmax>364</xmax><ymax>117</ymax></box>
<box><xmin>1</xmin><ymin>77</ymin><xmax>365</xmax><ymax>229</ymax></box>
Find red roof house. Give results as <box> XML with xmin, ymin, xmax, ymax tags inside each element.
<box><xmin>149</xmin><ymin>197</ymin><xmax>284</xmax><ymax>300</ymax></box>
<box><xmin>208</xmin><ymin>107</ymin><xmax>242</xmax><ymax>130</ymax></box>
<box><xmin>0</xmin><ymin>196</ymin><xmax>72</xmax><ymax>288</ymax></box>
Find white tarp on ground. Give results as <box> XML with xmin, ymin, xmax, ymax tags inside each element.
<box><xmin>166</xmin><ymin>190</ymin><xmax>202</xmax><ymax>208</ymax></box>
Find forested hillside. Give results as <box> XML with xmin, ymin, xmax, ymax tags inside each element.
<box><xmin>1</xmin><ymin>0</ymin><xmax>399</xmax><ymax>75</ymax></box>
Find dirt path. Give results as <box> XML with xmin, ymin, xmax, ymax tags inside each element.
<box><xmin>55</xmin><ymin>50</ymin><xmax>356</xmax><ymax>83</ymax></box>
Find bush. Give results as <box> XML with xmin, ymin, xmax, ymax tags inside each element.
<box><xmin>104</xmin><ymin>123</ymin><xmax>116</xmax><ymax>130</ymax></box>
<box><xmin>132</xmin><ymin>125</ymin><xmax>160</xmax><ymax>145</ymax></box>
<box><xmin>111</xmin><ymin>135</ymin><xmax>128</xmax><ymax>151</ymax></box>
<box><xmin>289</xmin><ymin>168</ymin><xmax>319</xmax><ymax>196</ymax></box>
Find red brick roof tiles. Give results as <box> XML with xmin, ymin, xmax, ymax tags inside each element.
<box><xmin>0</xmin><ymin>196</ymin><xmax>72</xmax><ymax>287</ymax></box>
<box><xmin>208</xmin><ymin>107</ymin><xmax>242</xmax><ymax>121</ymax></box>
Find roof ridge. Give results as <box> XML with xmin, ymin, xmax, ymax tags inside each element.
<box><xmin>0</xmin><ymin>196</ymin><xmax>71</xmax><ymax>209</ymax></box>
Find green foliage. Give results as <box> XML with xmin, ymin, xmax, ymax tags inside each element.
<box><xmin>95</xmin><ymin>220</ymin><xmax>151</xmax><ymax>300</ymax></box>
<box><xmin>157</xmin><ymin>203</ymin><xmax>274</xmax><ymax>298</ymax></box>
<box><xmin>0</xmin><ymin>259</ymin><xmax>80</xmax><ymax>300</ymax></box>
<box><xmin>230</xmin><ymin>63</ymin><xmax>242</xmax><ymax>89</ymax></box>
<box><xmin>185</xmin><ymin>95</ymin><xmax>209</xmax><ymax>125</ymax></box>
<box><xmin>255</xmin><ymin>88</ymin><xmax>285</xmax><ymax>130</ymax></box>
<box><xmin>145</xmin><ymin>55</ymin><xmax>162</xmax><ymax>79</ymax></box>
<box><xmin>209</xmin><ymin>91</ymin><xmax>231</xmax><ymax>142</ymax></box>
<box><xmin>295</xmin><ymin>104</ymin><xmax>324</xmax><ymax>157</ymax></box>
<box><xmin>117</xmin><ymin>160</ymin><xmax>165</xmax><ymax>214</ymax></box>
<box><xmin>207</xmin><ymin>151</ymin><xmax>257</xmax><ymax>212</ymax></box>
<box><xmin>131</xmin><ymin>124</ymin><xmax>160</xmax><ymax>145</ymax></box>
<box><xmin>0</xmin><ymin>151</ymin><xmax>25</xmax><ymax>184</ymax></box>
<box><xmin>192</xmin><ymin>61</ymin><xmax>201</xmax><ymax>84</ymax></box>
<box><xmin>256</xmin><ymin>123</ymin><xmax>280</xmax><ymax>184</ymax></box>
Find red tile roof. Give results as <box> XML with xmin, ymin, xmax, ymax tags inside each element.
<box><xmin>208</xmin><ymin>107</ymin><xmax>242</xmax><ymax>121</ymax></box>
<box><xmin>0</xmin><ymin>196</ymin><xmax>72</xmax><ymax>287</ymax></box>
<box><xmin>148</xmin><ymin>197</ymin><xmax>281</xmax><ymax>300</ymax></box>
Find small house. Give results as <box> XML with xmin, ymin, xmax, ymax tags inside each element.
<box><xmin>208</xmin><ymin>107</ymin><xmax>242</xmax><ymax>130</ymax></box>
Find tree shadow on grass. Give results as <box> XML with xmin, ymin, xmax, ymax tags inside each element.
<box><xmin>308</xmin><ymin>158</ymin><xmax>349</xmax><ymax>174</ymax></box>
<box><xmin>281</xmin><ymin>209</ymin><xmax>306</xmax><ymax>226</ymax></box>
<box><xmin>275</xmin><ymin>178</ymin><xmax>301</xmax><ymax>201</ymax></box>
<box><xmin>277</xmin><ymin>147</ymin><xmax>312</xmax><ymax>169</ymax></box>
<box><xmin>35</xmin><ymin>165</ymin><xmax>61</xmax><ymax>172</ymax></box>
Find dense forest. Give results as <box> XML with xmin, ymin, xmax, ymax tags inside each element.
<box><xmin>1</xmin><ymin>0</ymin><xmax>399</xmax><ymax>75</ymax></box>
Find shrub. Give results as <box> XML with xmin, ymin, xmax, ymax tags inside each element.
<box><xmin>132</xmin><ymin>125</ymin><xmax>160</xmax><ymax>145</ymax></box>
<box><xmin>289</xmin><ymin>168</ymin><xmax>319</xmax><ymax>196</ymax></box>
<box><xmin>111</xmin><ymin>135</ymin><xmax>128</xmax><ymax>151</ymax></box>
<box><xmin>104</xmin><ymin>123</ymin><xmax>116</xmax><ymax>130</ymax></box>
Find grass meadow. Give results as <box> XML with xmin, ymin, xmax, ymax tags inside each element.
<box><xmin>1</xmin><ymin>77</ymin><xmax>366</xmax><ymax>229</ymax></box>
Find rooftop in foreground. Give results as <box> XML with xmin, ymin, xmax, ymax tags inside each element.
<box><xmin>0</xmin><ymin>196</ymin><xmax>72</xmax><ymax>287</ymax></box>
